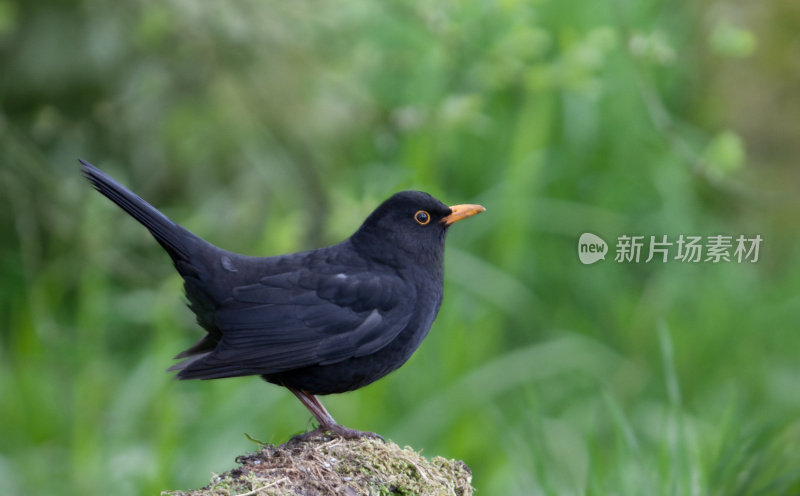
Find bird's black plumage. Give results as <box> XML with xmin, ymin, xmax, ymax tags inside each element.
<box><xmin>80</xmin><ymin>159</ymin><xmax>484</xmax><ymax>438</ymax></box>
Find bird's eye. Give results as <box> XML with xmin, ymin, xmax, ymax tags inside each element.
<box><xmin>414</xmin><ymin>210</ymin><xmax>431</xmax><ymax>225</ymax></box>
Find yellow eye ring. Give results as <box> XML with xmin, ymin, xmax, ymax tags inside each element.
<box><xmin>414</xmin><ymin>210</ymin><xmax>431</xmax><ymax>225</ymax></box>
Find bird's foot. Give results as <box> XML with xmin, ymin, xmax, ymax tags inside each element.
<box><xmin>289</xmin><ymin>424</ymin><xmax>384</xmax><ymax>443</ymax></box>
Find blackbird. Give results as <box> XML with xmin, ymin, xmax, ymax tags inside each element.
<box><xmin>80</xmin><ymin>159</ymin><xmax>485</xmax><ymax>439</ymax></box>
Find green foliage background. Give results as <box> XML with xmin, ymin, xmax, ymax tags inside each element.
<box><xmin>2</xmin><ymin>0</ymin><xmax>800</xmax><ymax>494</ymax></box>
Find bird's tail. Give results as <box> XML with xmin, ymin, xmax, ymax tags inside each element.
<box><xmin>80</xmin><ymin>159</ymin><xmax>195</xmax><ymax>262</ymax></box>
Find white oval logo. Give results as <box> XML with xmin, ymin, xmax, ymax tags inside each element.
<box><xmin>578</xmin><ymin>233</ymin><xmax>608</xmax><ymax>265</ymax></box>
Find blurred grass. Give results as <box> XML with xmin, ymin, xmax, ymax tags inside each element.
<box><xmin>2</xmin><ymin>0</ymin><xmax>800</xmax><ymax>494</ymax></box>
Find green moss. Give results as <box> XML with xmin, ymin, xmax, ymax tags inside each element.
<box><xmin>164</xmin><ymin>434</ymin><xmax>472</xmax><ymax>496</ymax></box>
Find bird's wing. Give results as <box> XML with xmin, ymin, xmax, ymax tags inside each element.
<box><xmin>172</xmin><ymin>267</ymin><xmax>415</xmax><ymax>379</ymax></box>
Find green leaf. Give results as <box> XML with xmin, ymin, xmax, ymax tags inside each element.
<box><xmin>710</xmin><ymin>21</ymin><xmax>757</xmax><ymax>58</ymax></box>
<box><xmin>703</xmin><ymin>130</ymin><xmax>746</xmax><ymax>176</ymax></box>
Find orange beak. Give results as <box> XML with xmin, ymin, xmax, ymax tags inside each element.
<box><xmin>442</xmin><ymin>204</ymin><xmax>486</xmax><ymax>226</ymax></box>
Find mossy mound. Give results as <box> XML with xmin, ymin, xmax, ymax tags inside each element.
<box><xmin>164</xmin><ymin>434</ymin><xmax>473</xmax><ymax>496</ymax></box>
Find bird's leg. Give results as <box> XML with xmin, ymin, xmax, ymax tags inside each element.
<box><xmin>287</xmin><ymin>387</ymin><xmax>384</xmax><ymax>442</ymax></box>
<box><xmin>289</xmin><ymin>387</ymin><xmax>337</xmax><ymax>428</ymax></box>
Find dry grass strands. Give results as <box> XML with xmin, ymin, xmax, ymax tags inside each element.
<box><xmin>164</xmin><ymin>433</ymin><xmax>473</xmax><ymax>496</ymax></box>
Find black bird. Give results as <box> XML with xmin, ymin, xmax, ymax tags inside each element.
<box><xmin>80</xmin><ymin>159</ymin><xmax>485</xmax><ymax>439</ymax></box>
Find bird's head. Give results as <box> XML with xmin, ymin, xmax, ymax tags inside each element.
<box><xmin>351</xmin><ymin>190</ymin><xmax>485</xmax><ymax>268</ymax></box>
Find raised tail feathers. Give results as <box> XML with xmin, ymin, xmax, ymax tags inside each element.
<box><xmin>80</xmin><ymin>159</ymin><xmax>193</xmax><ymax>262</ymax></box>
